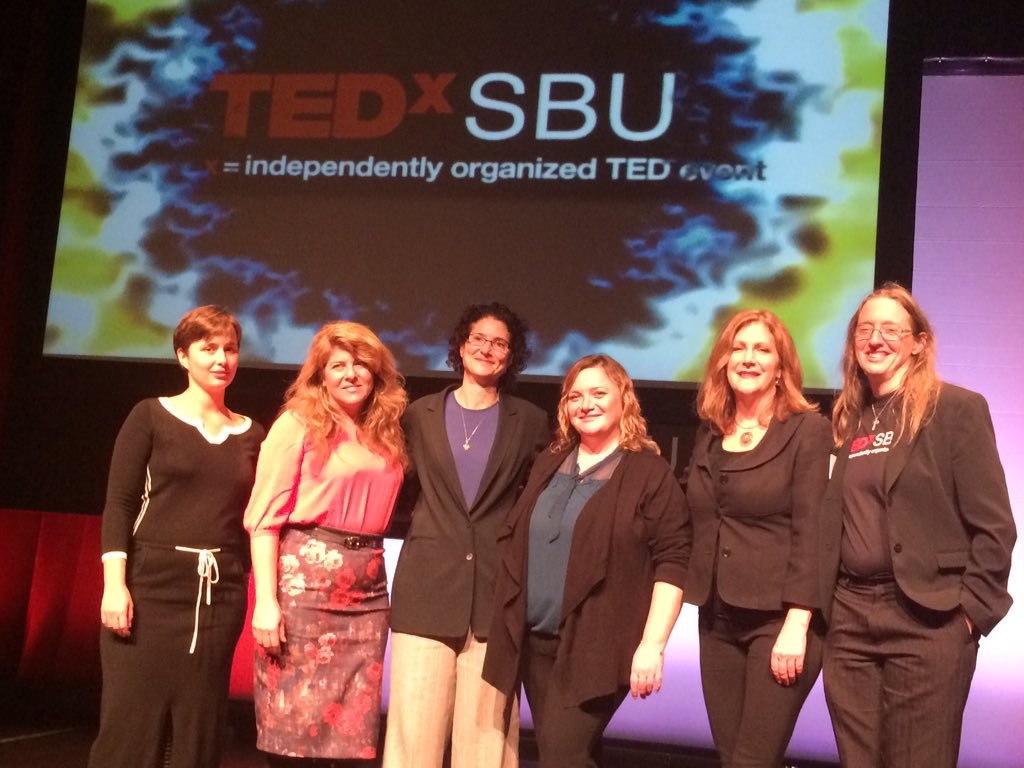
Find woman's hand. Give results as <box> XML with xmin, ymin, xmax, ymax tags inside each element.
<box><xmin>100</xmin><ymin>556</ymin><xmax>133</xmax><ymax>637</ymax></box>
<box><xmin>771</xmin><ymin>607</ymin><xmax>811</xmax><ymax>686</ymax></box>
<box><xmin>630</xmin><ymin>639</ymin><xmax>665</xmax><ymax>699</ymax></box>
<box><xmin>630</xmin><ymin>582</ymin><xmax>684</xmax><ymax>699</ymax></box>
<box><xmin>100</xmin><ymin>583</ymin><xmax>134</xmax><ymax>637</ymax></box>
<box><xmin>250</xmin><ymin>533</ymin><xmax>285</xmax><ymax>653</ymax></box>
<box><xmin>252</xmin><ymin>596</ymin><xmax>287</xmax><ymax>654</ymax></box>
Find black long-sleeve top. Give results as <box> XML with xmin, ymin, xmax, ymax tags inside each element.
<box><xmin>101</xmin><ymin>398</ymin><xmax>265</xmax><ymax>556</ymax></box>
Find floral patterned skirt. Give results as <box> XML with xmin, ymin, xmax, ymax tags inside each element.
<box><xmin>254</xmin><ymin>524</ymin><xmax>389</xmax><ymax>759</ymax></box>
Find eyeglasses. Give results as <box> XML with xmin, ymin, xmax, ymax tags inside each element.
<box><xmin>854</xmin><ymin>324</ymin><xmax>913</xmax><ymax>342</ymax></box>
<box><xmin>466</xmin><ymin>333</ymin><xmax>511</xmax><ymax>354</ymax></box>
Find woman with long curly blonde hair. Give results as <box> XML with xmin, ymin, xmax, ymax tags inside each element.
<box><xmin>282</xmin><ymin>321</ymin><xmax>407</xmax><ymax>471</ymax></box>
<box><xmin>244</xmin><ymin>321</ymin><xmax>407</xmax><ymax>765</ymax></box>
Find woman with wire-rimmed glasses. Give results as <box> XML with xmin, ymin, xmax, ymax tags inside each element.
<box><xmin>820</xmin><ymin>283</ymin><xmax>1015</xmax><ymax>768</ymax></box>
<box><xmin>384</xmin><ymin>302</ymin><xmax>549</xmax><ymax>768</ymax></box>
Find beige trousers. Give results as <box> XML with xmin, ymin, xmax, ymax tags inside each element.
<box><xmin>382</xmin><ymin>631</ymin><xmax>519</xmax><ymax>768</ymax></box>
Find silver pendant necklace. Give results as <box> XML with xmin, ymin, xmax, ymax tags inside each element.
<box><xmin>460</xmin><ymin>404</ymin><xmax>487</xmax><ymax>451</ymax></box>
<box><xmin>870</xmin><ymin>397</ymin><xmax>895</xmax><ymax>430</ymax></box>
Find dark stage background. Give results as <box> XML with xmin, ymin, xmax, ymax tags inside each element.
<box><xmin>3</xmin><ymin>0</ymin><xmax>1021</xmax><ymax>521</ymax></box>
<box><xmin>0</xmin><ymin>0</ymin><xmax>932</xmax><ymax>512</ymax></box>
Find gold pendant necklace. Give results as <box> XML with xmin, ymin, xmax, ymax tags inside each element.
<box><xmin>735</xmin><ymin>417</ymin><xmax>764</xmax><ymax>447</ymax></box>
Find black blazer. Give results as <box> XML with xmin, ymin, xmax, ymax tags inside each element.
<box><xmin>683</xmin><ymin>411</ymin><xmax>832</xmax><ymax>611</ymax></box>
<box><xmin>389</xmin><ymin>386</ymin><xmax>549</xmax><ymax>638</ymax></box>
<box><xmin>819</xmin><ymin>384</ymin><xmax>1016</xmax><ymax>636</ymax></box>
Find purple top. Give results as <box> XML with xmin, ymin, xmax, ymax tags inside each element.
<box><xmin>444</xmin><ymin>391</ymin><xmax>500</xmax><ymax>508</ymax></box>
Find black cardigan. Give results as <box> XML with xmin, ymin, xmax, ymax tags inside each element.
<box><xmin>483</xmin><ymin>447</ymin><xmax>691</xmax><ymax>706</ymax></box>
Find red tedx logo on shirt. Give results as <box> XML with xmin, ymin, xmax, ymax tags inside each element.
<box><xmin>850</xmin><ymin>431</ymin><xmax>895</xmax><ymax>454</ymax></box>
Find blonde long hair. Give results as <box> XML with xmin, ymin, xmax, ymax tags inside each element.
<box><xmin>697</xmin><ymin>309</ymin><xmax>817</xmax><ymax>435</ymax></box>
<box><xmin>832</xmin><ymin>283</ymin><xmax>941</xmax><ymax>446</ymax></box>
<box><xmin>283</xmin><ymin>322</ymin><xmax>408</xmax><ymax>468</ymax></box>
<box><xmin>552</xmin><ymin>354</ymin><xmax>659</xmax><ymax>454</ymax></box>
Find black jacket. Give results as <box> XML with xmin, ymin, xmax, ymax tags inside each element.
<box><xmin>389</xmin><ymin>386</ymin><xmax>549</xmax><ymax>638</ymax></box>
<box><xmin>684</xmin><ymin>411</ymin><xmax>831</xmax><ymax>611</ymax></box>
<box><xmin>819</xmin><ymin>384</ymin><xmax>1015</xmax><ymax>636</ymax></box>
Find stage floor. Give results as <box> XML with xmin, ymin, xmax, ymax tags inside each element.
<box><xmin>0</xmin><ymin>690</ymin><xmax>831</xmax><ymax>768</ymax></box>
<box><xmin>0</xmin><ymin>704</ymin><xmax>723</xmax><ymax>768</ymax></box>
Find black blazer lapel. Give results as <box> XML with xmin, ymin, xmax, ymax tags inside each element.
<box><xmin>723</xmin><ymin>415</ymin><xmax>803</xmax><ymax>471</ymax></box>
<box><xmin>822</xmin><ymin>436</ymin><xmax>849</xmax><ymax>540</ymax></box>
<box><xmin>884</xmin><ymin>428</ymin><xmax>915</xmax><ymax>495</ymax></box>
<box><xmin>690</xmin><ymin>426</ymin><xmax>714</xmax><ymax>475</ymax></box>
<box><xmin>559</xmin><ymin>452</ymin><xmax>629</xmax><ymax>620</ymax></box>
<box><xmin>469</xmin><ymin>397</ymin><xmax>519</xmax><ymax>515</ymax></box>
<box><xmin>689</xmin><ymin>416</ymin><xmax>804</xmax><ymax>480</ymax></box>
<box><xmin>421</xmin><ymin>387</ymin><xmax>470</xmax><ymax>515</ymax></box>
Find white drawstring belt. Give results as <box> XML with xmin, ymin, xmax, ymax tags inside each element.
<box><xmin>175</xmin><ymin>546</ymin><xmax>221</xmax><ymax>654</ymax></box>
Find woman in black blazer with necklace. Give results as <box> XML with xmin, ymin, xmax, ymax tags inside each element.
<box><xmin>684</xmin><ymin>309</ymin><xmax>831</xmax><ymax>768</ymax></box>
<box><xmin>384</xmin><ymin>303</ymin><xmax>549</xmax><ymax>768</ymax></box>
<box><xmin>820</xmin><ymin>283</ymin><xmax>1015</xmax><ymax>768</ymax></box>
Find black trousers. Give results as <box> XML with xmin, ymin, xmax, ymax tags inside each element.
<box><xmin>520</xmin><ymin>632</ymin><xmax>627</xmax><ymax>768</ymax></box>
<box><xmin>698</xmin><ymin>602</ymin><xmax>823</xmax><ymax>768</ymax></box>
<box><xmin>823</xmin><ymin>578</ymin><xmax>978</xmax><ymax>768</ymax></box>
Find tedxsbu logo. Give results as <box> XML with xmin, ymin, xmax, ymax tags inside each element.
<box><xmin>210</xmin><ymin>71</ymin><xmax>677</xmax><ymax>141</ymax></box>
<box><xmin>850</xmin><ymin>431</ymin><xmax>895</xmax><ymax>454</ymax></box>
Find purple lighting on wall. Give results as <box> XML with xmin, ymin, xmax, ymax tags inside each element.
<box><xmin>911</xmin><ymin>69</ymin><xmax>1024</xmax><ymax>768</ymax></box>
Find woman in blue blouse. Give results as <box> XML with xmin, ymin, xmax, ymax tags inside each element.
<box><xmin>484</xmin><ymin>354</ymin><xmax>690</xmax><ymax>768</ymax></box>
